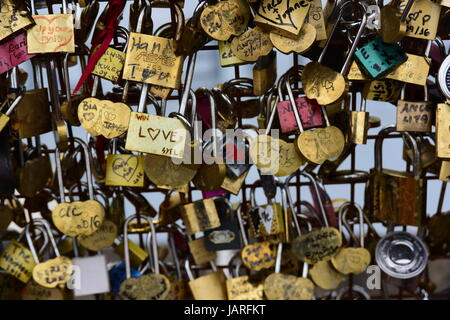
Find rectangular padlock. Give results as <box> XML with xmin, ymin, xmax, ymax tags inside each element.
<box><xmin>180</xmin><ymin>198</ymin><xmax>220</xmax><ymax>235</ymax></box>
<box><xmin>70</xmin><ymin>255</ymin><xmax>110</xmax><ymax>297</ymax></box>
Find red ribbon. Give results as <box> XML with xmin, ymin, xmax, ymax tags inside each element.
<box><xmin>73</xmin><ymin>0</ymin><xmax>126</xmax><ymax>94</ymax></box>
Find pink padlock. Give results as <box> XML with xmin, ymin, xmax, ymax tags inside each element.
<box><xmin>277</xmin><ymin>96</ymin><xmax>325</xmax><ymax>133</ymax></box>
<box><xmin>0</xmin><ymin>32</ymin><xmax>36</xmax><ymax>75</ymax></box>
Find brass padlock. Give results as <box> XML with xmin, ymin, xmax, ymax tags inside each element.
<box><xmin>122</xmin><ymin>3</ymin><xmax>184</xmax><ymax>89</ymax></box>
<box><xmin>368</xmin><ymin>126</ymin><xmax>426</xmax><ymax>226</ymax></box>
<box><xmin>350</xmin><ymin>97</ymin><xmax>369</xmax><ymax>144</ymax></box>
<box><xmin>180</xmin><ymin>198</ymin><xmax>220</xmax><ymax>235</ymax></box>
<box><xmin>396</xmin><ymin>84</ymin><xmax>433</xmax><ymax>132</ymax></box>
<box><xmin>253</xmin><ymin>51</ymin><xmax>277</xmax><ymax>96</ymax></box>
<box><xmin>185</xmin><ymin>259</ymin><xmax>227</xmax><ymax>300</ymax></box>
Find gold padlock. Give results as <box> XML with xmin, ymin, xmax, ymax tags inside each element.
<box><xmin>180</xmin><ymin>198</ymin><xmax>221</xmax><ymax>235</ymax></box>
<box><xmin>368</xmin><ymin>126</ymin><xmax>426</xmax><ymax>226</ymax></box>
<box><xmin>185</xmin><ymin>260</ymin><xmax>228</xmax><ymax>300</ymax></box>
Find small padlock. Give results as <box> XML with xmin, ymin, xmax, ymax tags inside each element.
<box><xmin>180</xmin><ymin>198</ymin><xmax>220</xmax><ymax>235</ymax></box>
<box><xmin>119</xmin><ymin>215</ymin><xmax>171</xmax><ymax>300</ymax></box>
<box><xmin>350</xmin><ymin>97</ymin><xmax>369</xmax><ymax>144</ymax></box>
<box><xmin>185</xmin><ymin>259</ymin><xmax>228</xmax><ymax>300</ymax></box>
<box><xmin>354</xmin><ymin>37</ymin><xmax>407</xmax><ymax>79</ymax></box>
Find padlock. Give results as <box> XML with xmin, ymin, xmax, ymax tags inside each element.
<box><xmin>25</xmin><ymin>219</ymin><xmax>73</xmax><ymax>289</ymax></box>
<box><xmin>400</xmin><ymin>0</ymin><xmax>441</xmax><ymax>41</ymax></box>
<box><xmin>285</xmin><ymin>74</ymin><xmax>345</xmax><ymax>165</ymax></box>
<box><xmin>105</xmin><ymin>138</ymin><xmax>145</xmax><ymax>188</ymax></box>
<box><xmin>185</xmin><ymin>259</ymin><xmax>227</xmax><ymax>300</ymax></box>
<box><xmin>17</xmin><ymin>145</ymin><xmax>53</xmax><ymax>198</ymax></box>
<box><xmin>51</xmin><ymin>139</ymin><xmax>106</xmax><ymax>237</ymax></box>
<box><xmin>0</xmin><ymin>0</ymin><xmax>34</xmax><ymax>42</ymax></box>
<box><xmin>0</xmin><ymin>223</ymin><xmax>48</xmax><ymax>283</ymax></box>
<box><xmin>204</xmin><ymin>197</ymin><xmax>242</xmax><ymax>251</ymax></box>
<box><xmin>91</xmin><ymin>28</ymin><xmax>127</xmax><ymax>84</ymax></box>
<box><xmin>354</xmin><ymin>37</ymin><xmax>407</xmax><ymax>79</ymax></box>
<box><xmin>397</xmin><ymin>83</ymin><xmax>433</xmax><ymax>133</ymax></box>
<box><xmin>368</xmin><ymin>126</ymin><xmax>426</xmax><ymax>226</ymax></box>
<box><xmin>27</xmin><ymin>0</ymin><xmax>75</xmax><ymax>54</ymax></box>
<box><xmin>10</xmin><ymin>62</ymin><xmax>52</xmax><ymax>139</ymax></box>
<box><xmin>187</xmin><ymin>235</ymin><xmax>217</xmax><ymax>266</ymax></box>
<box><xmin>276</xmin><ymin>68</ymin><xmax>326</xmax><ymax>134</ymax></box>
<box><xmin>199</xmin><ymin>0</ymin><xmax>250</xmax><ymax>41</ymax></box>
<box><xmin>192</xmin><ymin>88</ymin><xmax>227</xmax><ymax>191</ymax></box>
<box><xmin>176</xmin><ymin>2</ymin><xmax>211</xmax><ymax>56</ymax></box>
<box><xmin>350</xmin><ymin>96</ymin><xmax>369</xmax><ymax>144</ymax></box>
<box><xmin>264</xmin><ymin>242</ymin><xmax>315</xmax><ymax>300</ymax></box>
<box><xmin>362</xmin><ymin>79</ymin><xmax>401</xmax><ymax>102</ymax></box>
<box><xmin>180</xmin><ymin>198</ymin><xmax>220</xmax><ymax>235</ymax></box>
<box><xmin>331</xmin><ymin>203</ymin><xmax>371</xmax><ymax>275</ymax></box>
<box><xmin>253</xmin><ymin>0</ymin><xmax>312</xmax><ymax>37</ymax></box>
<box><xmin>302</xmin><ymin>1</ymin><xmax>367</xmax><ymax>106</ymax></box>
<box><xmin>157</xmin><ymin>191</ymin><xmax>185</xmax><ymax>226</ymax></box>
<box><xmin>248</xmin><ymin>185</ymin><xmax>284</xmax><ymax>239</ymax></box>
<box><xmin>308</xmin><ymin>0</ymin><xmax>328</xmax><ymax>41</ymax></box>
<box><xmin>380</xmin><ymin>0</ymin><xmax>413</xmax><ymax>43</ymax></box>
<box><xmin>288</xmin><ymin>171</ymin><xmax>343</xmax><ymax>265</ymax></box>
<box><xmin>143</xmin><ymin>55</ymin><xmax>201</xmax><ymax>190</ymax></box>
<box><xmin>237</xmin><ymin>204</ymin><xmax>277</xmax><ymax>272</ymax></box>
<box><xmin>225</xmin><ymin>254</ymin><xmax>264</xmax><ymax>300</ymax></box>
<box><xmin>249</xmin><ymin>83</ymin><xmax>304</xmax><ymax>177</ymax></box>
<box><xmin>119</xmin><ymin>215</ymin><xmax>171</xmax><ymax>300</ymax></box>
<box><xmin>0</xmin><ymin>92</ymin><xmax>23</xmax><ymax>134</ymax></box>
<box><xmin>253</xmin><ymin>51</ymin><xmax>277</xmax><ymax>96</ymax></box>
<box><xmin>219</xmin><ymin>39</ymin><xmax>247</xmax><ymax>67</ymax></box>
<box><xmin>122</xmin><ymin>3</ymin><xmax>184</xmax><ymax>89</ymax></box>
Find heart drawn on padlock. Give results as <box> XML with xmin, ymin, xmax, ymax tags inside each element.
<box><xmin>146</xmin><ymin>128</ymin><xmax>161</xmax><ymax>141</ymax></box>
<box><xmin>33</xmin><ymin>256</ymin><xmax>73</xmax><ymax>289</ymax></box>
<box><xmin>77</xmin><ymin>98</ymin><xmax>131</xmax><ymax>139</ymax></box>
<box><xmin>264</xmin><ymin>273</ymin><xmax>314</xmax><ymax>300</ymax></box>
<box><xmin>120</xmin><ymin>274</ymin><xmax>171</xmax><ymax>300</ymax></box>
<box><xmin>27</xmin><ymin>14</ymin><xmax>75</xmax><ymax>53</ymax></box>
<box><xmin>258</xmin><ymin>206</ymin><xmax>274</xmax><ymax>234</ymax></box>
<box><xmin>52</xmin><ymin>200</ymin><xmax>105</xmax><ymax>237</ymax></box>
<box><xmin>112</xmin><ymin>156</ymin><xmax>139</xmax><ymax>182</ymax></box>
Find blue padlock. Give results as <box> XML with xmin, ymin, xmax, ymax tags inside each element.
<box><xmin>109</xmin><ymin>261</ymin><xmax>142</xmax><ymax>295</ymax></box>
<box><xmin>355</xmin><ymin>37</ymin><xmax>407</xmax><ymax>79</ymax></box>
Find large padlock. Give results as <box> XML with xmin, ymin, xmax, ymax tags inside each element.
<box><xmin>368</xmin><ymin>126</ymin><xmax>426</xmax><ymax>226</ymax></box>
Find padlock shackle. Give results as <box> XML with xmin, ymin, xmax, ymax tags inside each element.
<box><xmin>286</xmin><ymin>171</ymin><xmax>329</xmax><ymax>227</ymax></box>
<box><xmin>319</xmin><ymin>1</ymin><xmax>367</xmax><ymax>75</ymax></box>
<box><xmin>236</xmin><ymin>203</ymin><xmax>249</xmax><ymax>246</ymax></box>
<box><xmin>167</xmin><ymin>230</ymin><xmax>182</xmax><ymax>281</ymax></box>
<box><xmin>123</xmin><ymin>214</ymin><xmax>156</xmax><ymax>279</ymax></box>
<box><xmin>338</xmin><ymin>202</ymin><xmax>365</xmax><ymax>247</ymax></box>
<box><xmin>179</xmin><ymin>53</ymin><xmax>197</xmax><ymax>116</ymax></box>
<box><xmin>196</xmin><ymin>87</ymin><xmax>219</xmax><ymax>157</ymax></box>
<box><xmin>374</xmin><ymin>126</ymin><xmax>421</xmax><ymax>179</ymax></box>
<box><xmin>285</xmin><ymin>76</ymin><xmax>305</xmax><ymax>132</ymax></box>
<box><xmin>25</xmin><ymin>221</ymin><xmax>53</xmax><ymax>264</ymax></box>
<box><xmin>72</xmin><ymin>138</ymin><xmax>95</xmax><ymax>200</ymax></box>
<box><xmin>274</xmin><ymin>242</ymin><xmax>283</xmax><ymax>273</ymax></box>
